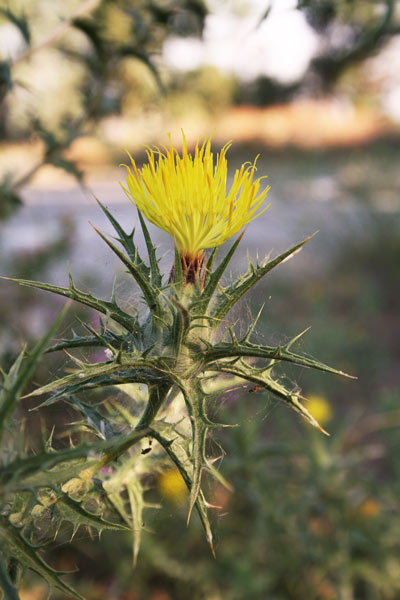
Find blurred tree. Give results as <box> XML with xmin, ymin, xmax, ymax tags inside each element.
<box><xmin>301</xmin><ymin>0</ymin><xmax>398</xmax><ymax>89</ymax></box>
<box><xmin>167</xmin><ymin>66</ymin><xmax>238</xmax><ymax>117</ymax></box>
<box><xmin>0</xmin><ymin>0</ymin><xmax>207</xmax><ymax>219</ymax></box>
<box><xmin>234</xmin><ymin>75</ymin><xmax>300</xmax><ymax>107</ymax></box>
<box><xmin>238</xmin><ymin>0</ymin><xmax>399</xmax><ymax>106</ymax></box>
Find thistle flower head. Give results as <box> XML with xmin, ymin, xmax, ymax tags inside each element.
<box><xmin>122</xmin><ymin>133</ymin><xmax>270</xmax><ymax>260</ymax></box>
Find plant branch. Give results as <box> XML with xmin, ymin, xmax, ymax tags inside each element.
<box><xmin>11</xmin><ymin>0</ymin><xmax>101</xmax><ymax>67</ymax></box>
<box><xmin>81</xmin><ymin>382</ymin><xmax>171</xmax><ymax>477</ymax></box>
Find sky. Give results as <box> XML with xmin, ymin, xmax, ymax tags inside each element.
<box><xmin>163</xmin><ymin>0</ymin><xmax>319</xmax><ymax>83</ymax></box>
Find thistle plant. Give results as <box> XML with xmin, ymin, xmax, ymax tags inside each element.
<box><xmin>0</xmin><ymin>134</ymin><xmax>353</xmax><ymax>598</ymax></box>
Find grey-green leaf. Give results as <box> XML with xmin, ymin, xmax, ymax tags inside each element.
<box><xmin>0</xmin><ymin>516</ymin><xmax>84</xmax><ymax>600</ymax></box>
<box><xmin>212</xmin><ymin>234</ymin><xmax>316</xmax><ymax>322</ymax></box>
<box><xmin>0</xmin><ymin>276</ymin><xmax>135</xmax><ymax>332</ymax></box>
<box><xmin>0</xmin><ymin>304</ymin><xmax>69</xmax><ymax>436</ymax></box>
<box><xmin>0</xmin><ymin>556</ymin><xmax>19</xmax><ymax>600</ymax></box>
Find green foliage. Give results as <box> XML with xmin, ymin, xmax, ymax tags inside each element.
<box><xmin>0</xmin><ymin>311</ymin><xmax>89</xmax><ymax>598</ymax></box>
<box><xmin>0</xmin><ymin>8</ymin><xmax>30</xmax><ymax>44</ymax></box>
<box><xmin>0</xmin><ymin>201</ymin><xmax>351</xmax><ymax>597</ymax></box>
<box><xmin>99</xmin><ymin>390</ymin><xmax>399</xmax><ymax>599</ymax></box>
<box><xmin>0</xmin><ymin>515</ymin><xmax>84</xmax><ymax>600</ymax></box>
<box><xmin>0</xmin><ymin>174</ymin><xmax>22</xmax><ymax>220</ymax></box>
<box><xmin>0</xmin><ymin>557</ymin><xmax>18</xmax><ymax>600</ymax></box>
<box><xmin>239</xmin><ymin>0</ymin><xmax>399</xmax><ymax>104</ymax></box>
<box><xmin>0</xmin><ymin>305</ymin><xmax>69</xmax><ymax>434</ymax></box>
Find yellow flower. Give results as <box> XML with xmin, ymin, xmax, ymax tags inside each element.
<box><xmin>122</xmin><ymin>133</ymin><xmax>270</xmax><ymax>259</ymax></box>
<box><xmin>358</xmin><ymin>499</ymin><xmax>381</xmax><ymax>518</ymax></box>
<box><xmin>158</xmin><ymin>468</ymin><xmax>187</xmax><ymax>504</ymax></box>
<box><xmin>306</xmin><ymin>394</ymin><xmax>333</xmax><ymax>426</ymax></box>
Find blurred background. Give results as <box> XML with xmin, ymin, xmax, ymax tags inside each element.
<box><xmin>1</xmin><ymin>0</ymin><xmax>400</xmax><ymax>598</ymax></box>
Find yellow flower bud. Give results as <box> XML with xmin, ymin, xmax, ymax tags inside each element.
<box><xmin>158</xmin><ymin>468</ymin><xmax>187</xmax><ymax>504</ymax></box>
<box><xmin>306</xmin><ymin>394</ymin><xmax>333</xmax><ymax>426</ymax></box>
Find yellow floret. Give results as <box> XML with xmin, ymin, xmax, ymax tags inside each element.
<box><xmin>158</xmin><ymin>468</ymin><xmax>187</xmax><ymax>504</ymax></box>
